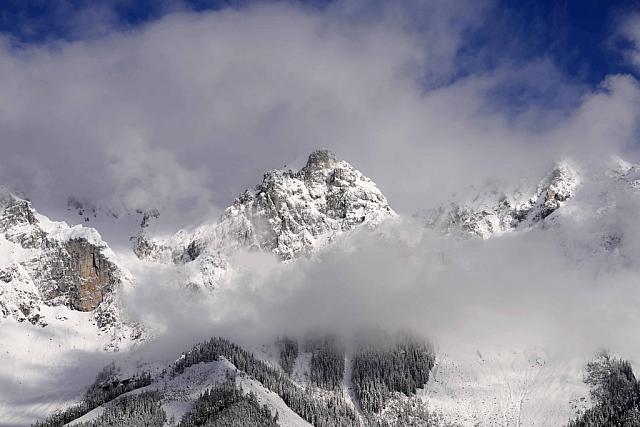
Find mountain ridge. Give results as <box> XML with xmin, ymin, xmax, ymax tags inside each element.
<box><xmin>0</xmin><ymin>188</ymin><xmax>140</xmax><ymax>345</ymax></box>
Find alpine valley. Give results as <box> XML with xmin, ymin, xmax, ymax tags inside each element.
<box><xmin>3</xmin><ymin>150</ymin><xmax>640</xmax><ymax>427</ymax></box>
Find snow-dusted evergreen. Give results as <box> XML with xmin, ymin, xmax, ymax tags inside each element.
<box><xmin>42</xmin><ymin>333</ymin><xmax>439</xmax><ymax>427</ymax></box>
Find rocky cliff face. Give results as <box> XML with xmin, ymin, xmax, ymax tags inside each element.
<box><xmin>134</xmin><ymin>150</ymin><xmax>396</xmax><ymax>289</ymax></box>
<box><xmin>0</xmin><ymin>190</ymin><xmax>130</xmax><ymax>334</ymax></box>
<box><xmin>64</xmin><ymin>238</ymin><xmax>117</xmax><ymax>311</ymax></box>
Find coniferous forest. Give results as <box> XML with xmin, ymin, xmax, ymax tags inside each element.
<box><xmin>568</xmin><ymin>353</ymin><xmax>640</xmax><ymax>426</ymax></box>
<box><xmin>277</xmin><ymin>336</ymin><xmax>299</xmax><ymax>376</ymax></box>
<box><xmin>74</xmin><ymin>392</ymin><xmax>167</xmax><ymax>427</ymax></box>
<box><xmin>34</xmin><ymin>363</ymin><xmax>153</xmax><ymax>427</ymax></box>
<box><xmin>351</xmin><ymin>331</ymin><xmax>435</xmax><ymax>414</ymax></box>
<box><xmin>174</xmin><ymin>337</ymin><xmax>361</xmax><ymax>427</ymax></box>
<box><xmin>305</xmin><ymin>334</ymin><xmax>345</xmax><ymax>390</ymax></box>
<box><xmin>179</xmin><ymin>375</ymin><xmax>279</xmax><ymax>427</ymax></box>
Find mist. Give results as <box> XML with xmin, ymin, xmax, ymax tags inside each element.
<box><xmin>125</xmin><ymin>175</ymin><xmax>640</xmax><ymax>367</ymax></box>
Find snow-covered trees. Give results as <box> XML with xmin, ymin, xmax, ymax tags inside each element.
<box><xmin>179</xmin><ymin>375</ymin><xmax>278</xmax><ymax>427</ymax></box>
<box><xmin>305</xmin><ymin>334</ymin><xmax>345</xmax><ymax>390</ymax></box>
<box><xmin>351</xmin><ymin>331</ymin><xmax>435</xmax><ymax>414</ymax></box>
<box><xmin>36</xmin><ymin>332</ymin><xmax>439</xmax><ymax>427</ymax></box>
<box><xmin>569</xmin><ymin>352</ymin><xmax>640</xmax><ymax>426</ymax></box>
<box><xmin>74</xmin><ymin>391</ymin><xmax>166</xmax><ymax>427</ymax></box>
<box><xmin>276</xmin><ymin>336</ymin><xmax>298</xmax><ymax>375</ymax></box>
<box><xmin>173</xmin><ymin>339</ymin><xmax>222</xmax><ymax>374</ymax></box>
<box><xmin>175</xmin><ymin>337</ymin><xmax>360</xmax><ymax>427</ymax></box>
<box><xmin>34</xmin><ymin>364</ymin><xmax>152</xmax><ymax>426</ymax></box>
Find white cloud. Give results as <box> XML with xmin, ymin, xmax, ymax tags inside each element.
<box><xmin>619</xmin><ymin>13</ymin><xmax>640</xmax><ymax>72</ymax></box>
<box><xmin>0</xmin><ymin>0</ymin><xmax>615</xmax><ymax>238</ymax></box>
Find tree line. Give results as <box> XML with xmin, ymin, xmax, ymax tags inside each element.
<box><xmin>174</xmin><ymin>337</ymin><xmax>361</xmax><ymax>427</ymax></box>
<box><xmin>35</xmin><ymin>331</ymin><xmax>438</xmax><ymax>427</ymax></box>
<box><xmin>305</xmin><ymin>334</ymin><xmax>345</xmax><ymax>390</ymax></box>
<box><xmin>277</xmin><ymin>336</ymin><xmax>298</xmax><ymax>375</ymax></box>
<box><xmin>73</xmin><ymin>391</ymin><xmax>166</xmax><ymax>427</ymax></box>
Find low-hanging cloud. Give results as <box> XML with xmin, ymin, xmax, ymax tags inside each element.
<box><xmin>121</xmin><ymin>209</ymin><xmax>640</xmax><ymax>374</ymax></box>
<box><xmin>120</xmin><ymin>156</ymin><xmax>640</xmax><ymax>364</ymax></box>
<box><xmin>0</xmin><ymin>0</ymin><xmax>634</xmax><ymax>361</ymax></box>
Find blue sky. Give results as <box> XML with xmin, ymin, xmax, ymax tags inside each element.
<box><xmin>475</xmin><ymin>0</ymin><xmax>639</xmax><ymax>85</ymax></box>
<box><xmin>1</xmin><ymin>0</ymin><xmax>638</xmax><ymax>86</ymax></box>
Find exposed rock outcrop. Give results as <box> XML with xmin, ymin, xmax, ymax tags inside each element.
<box><xmin>0</xmin><ymin>190</ymin><xmax>131</xmax><ymax>337</ymax></box>
<box><xmin>65</xmin><ymin>238</ymin><xmax>117</xmax><ymax>311</ymax></box>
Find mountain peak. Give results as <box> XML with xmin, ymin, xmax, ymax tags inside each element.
<box><xmin>302</xmin><ymin>149</ymin><xmax>337</xmax><ymax>172</ymax></box>
<box><xmin>134</xmin><ymin>149</ymin><xmax>395</xmax><ymax>288</ymax></box>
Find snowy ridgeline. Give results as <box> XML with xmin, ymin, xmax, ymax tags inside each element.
<box><xmin>33</xmin><ymin>332</ymin><xmax>614</xmax><ymax>427</ymax></box>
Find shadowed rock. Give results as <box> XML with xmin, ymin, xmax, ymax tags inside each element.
<box><xmin>64</xmin><ymin>239</ymin><xmax>117</xmax><ymax>311</ymax></box>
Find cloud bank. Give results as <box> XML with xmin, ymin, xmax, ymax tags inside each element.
<box><xmin>1</xmin><ymin>0</ymin><xmax>638</xmax><ymax>247</ymax></box>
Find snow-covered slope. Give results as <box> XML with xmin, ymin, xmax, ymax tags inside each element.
<box><xmin>423</xmin><ymin>156</ymin><xmax>640</xmax><ymax>265</ymax></box>
<box><xmin>0</xmin><ymin>190</ymin><xmax>148</xmax><ymax>425</ymax></box>
<box><xmin>133</xmin><ymin>149</ymin><xmax>396</xmax><ymax>290</ymax></box>
<box><xmin>421</xmin><ymin>346</ymin><xmax>590</xmax><ymax>426</ymax></box>
<box><xmin>67</xmin><ymin>357</ymin><xmax>313</xmax><ymax>427</ymax></box>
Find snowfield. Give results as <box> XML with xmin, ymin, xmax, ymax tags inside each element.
<box><xmin>421</xmin><ymin>345</ymin><xmax>591</xmax><ymax>426</ymax></box>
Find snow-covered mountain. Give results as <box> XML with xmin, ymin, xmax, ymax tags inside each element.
<box><xmin>132</xmin><ymin>149</ymin><xmax>396</xmax><ymax>290</ymax></box>
<box><xmin>422</xmin><ymin>155</ymin><xmax>640</xmax><ymax>265</ymax></box>
<box><xmin>0</xmin><ymin>188</ymin><xmax>139</xmax><ymax>345</ymax></box>
<box><xmin>423</xmin><ymin>162</ymin><xmax>580</xmax><ymax>239</ymax></box>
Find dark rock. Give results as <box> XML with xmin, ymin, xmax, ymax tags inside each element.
<box><xmin>64</xmin><ymin>239</ymin><xmax>118</xmax><ymax>312</ymax></box>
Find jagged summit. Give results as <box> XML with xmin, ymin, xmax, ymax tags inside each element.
<box><xmin>424</xmin><ymin>162</ymin><xmax>581</xmax><ymax>238</ymax></box>
<box><xmin>134</xmin><ymin>150</ymin><xmax>396</xmax><ymax>288</ymax></box>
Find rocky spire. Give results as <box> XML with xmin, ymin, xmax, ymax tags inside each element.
<box><xmin>301</xmin><ymin>149</ymin><xmax>337</xmax><ymax>181</ymax></box>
